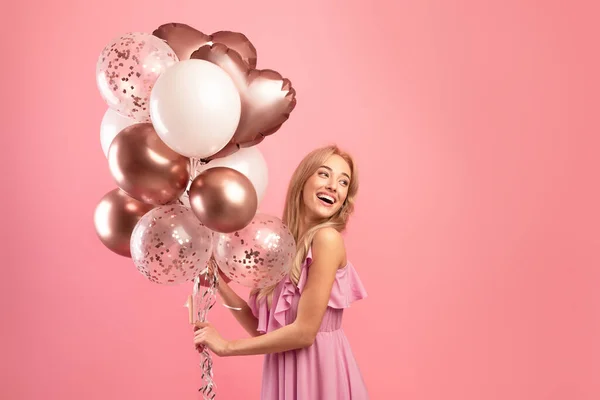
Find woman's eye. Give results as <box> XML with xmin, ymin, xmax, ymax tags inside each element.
<box><xmin>319</xmin><ymin>171</ymin><xmax>329</xmax><ymax>178</ymax></box>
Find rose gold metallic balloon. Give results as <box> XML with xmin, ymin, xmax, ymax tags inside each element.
<box><xmin>93</xmin><ymin>189</ymin><xmax>155</xmax><ymax>257</ymax></box>
<box><xmin>152</xmin><ymin>23</ymin><xmax>257</xmax><ymax>68</ymax></box>
<box><xmin>211</xmin><ymin>31</ymin><xmax>257</xmax><ymax>68</ymax></box>
<box><xmin>188</xmin><ymin>167</ymin><xmax>258</xmax><ymax>233</ymax></box>
<box><xmin>190</xmin><ymin>44</ymin><xmax>297</xmax><ymax>161</ymax></box>
<box><xmin>108</xmin><ymin>123</ymin><xmax>190</xmax><ymax>205</ymax></box>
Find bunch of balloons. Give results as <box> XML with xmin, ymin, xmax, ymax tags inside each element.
<box><xmin>93</xmin><ymin>23</ymin><xmax>297</xmax><ymax>287</ymax></box>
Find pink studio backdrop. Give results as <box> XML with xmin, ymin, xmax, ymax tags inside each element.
<box><xmin>2</xmin><ymin>0</ymin><xmax>599</xmax><ymax>399</ymax></box>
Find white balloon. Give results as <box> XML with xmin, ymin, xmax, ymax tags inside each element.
<box><xmin>100</xmin><ymin>109</ymin><xmax>136</xmax><ymax>157</ymax></box>
<box><xmin>194</xmin><ymin>147</ymin><xmax>269</xmax><ymax>203</ymax></box>
<box><xmin>149</xmin><ymin>59</ymin><xmax>241</xmax><ymax>159</ymax></box>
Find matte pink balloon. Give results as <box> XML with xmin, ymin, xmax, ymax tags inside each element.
<box><xmin>212</xmin><ymin>213</ymin><xmax>296</xmax><ymax>289</ymax></box>
<box><xmin>130</xmin><ymin>204</ymin><xmax>213</xmax><ymax>285</ymax></box>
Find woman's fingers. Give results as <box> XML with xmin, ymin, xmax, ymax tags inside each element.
<box><xmin>194</xmin><ymin>321</ymin><xmax>210</xmax><ymax>330</ymax></box>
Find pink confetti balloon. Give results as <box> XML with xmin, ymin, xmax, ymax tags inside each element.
<box><xmin>212</xmin><ymin>213</ymin><xmax>296</xmax><ymax>289</ymax></box>
<box><xmin>96</xmin><ymin>32</ymin><xmax>178</xmax><ymax>122</ymax></box>
<box><xmin>130</xmin><ymin>204</ymin><xmax>213</xmax><ymax>285</ymax></box>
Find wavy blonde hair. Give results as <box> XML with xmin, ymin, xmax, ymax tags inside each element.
<box><xmin>254</xmin><ymin>145</ymin><xmax>359</xmax><ymax>299</ymax></box>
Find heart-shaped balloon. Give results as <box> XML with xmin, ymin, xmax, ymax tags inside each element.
<box><xmin>190</xmin><ymin>44</ymin><xmax>297</xmax><ymax>161</ymax></box>
<box><xmin>152</xmin><ymin>23</ymin><xmax>257</xmax><ymax>68</ymax></box>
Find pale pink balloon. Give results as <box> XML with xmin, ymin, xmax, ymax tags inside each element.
<box><xmin>212</xmin><ymin>213</ymin><xmax>296</xmax><ymax>289</ymax></box>
<box><xmin>149</xmin><ymin>59</ymin><xmax>241</xmax><ymax>159</ymax></box>
<box><xmin>96</xmin><ymin>32</ymin><xmax>178</xmax><ymax>122</ymax></box>
<box><xmin>130</xmin><ymin>204</ymin><xmax>213</xmax><ymax>285</ymax></box>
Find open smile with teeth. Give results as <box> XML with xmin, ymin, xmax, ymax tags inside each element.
<box><xmin>317</xmin><ymin>193</ymin><xmax>336</xmax><ymax>206</ymax></box>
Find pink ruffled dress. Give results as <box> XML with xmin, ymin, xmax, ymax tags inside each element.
<box><xmin>249</xmin><ymin>248</ymin><xmax>369</xmax><ymax>399</ymax></box>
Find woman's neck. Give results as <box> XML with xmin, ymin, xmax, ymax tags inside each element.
<box><xmin>298</xmin><ymin>218</ymin><xmax>309</xmax><ymax>240</ymax></box>
<box><xmin>298</xmin><ymin>214</ymin><xmax>325</xmax><ymax>240</ymax></box>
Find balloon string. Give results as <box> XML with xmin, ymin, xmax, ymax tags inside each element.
<box><xmin>190</xmin><ymin>158</ymin><xmax>208</xmax><ymax>180</ymax></box>
<box><xmin>177</xmin><ymin>158</ymin><xmax>207</xmax><ymax>208</ymax></box>
<box><xmin>189</xmin><ymin>158</ymin><xmax>216</xmax><ymax>399</ymax></box>
<box><xmin>193</xmin><ymin>260</ymin><xmax>219</xmax><ymax>399</ymax></box>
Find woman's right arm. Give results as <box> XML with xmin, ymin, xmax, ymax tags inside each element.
<box><xmin>216</xmin><ymin>273</ymin><xmax>263</xmax><ymax>337</ymax></box>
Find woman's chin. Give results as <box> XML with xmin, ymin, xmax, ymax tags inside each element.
<box><xmin>308</xmin><ymin>207</ymin><xmax>337</xmax><ymax>221</ymax></box>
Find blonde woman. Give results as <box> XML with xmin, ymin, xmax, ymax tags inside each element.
<box><xmin>194</xmin><ymin>145</ymin><xmax>369</xmax><ymax>399</ymax></box>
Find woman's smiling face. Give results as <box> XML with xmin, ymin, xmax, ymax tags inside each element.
<box><xmin>301</xmin><ymin>154</ymin><xmax>352</xmax><ymax>222</ymax></box>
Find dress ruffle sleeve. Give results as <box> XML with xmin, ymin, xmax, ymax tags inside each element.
<box><xmin>270</xmin><ymin>248</ymin><xmax>367</xmax><ymax>330</ymax></box>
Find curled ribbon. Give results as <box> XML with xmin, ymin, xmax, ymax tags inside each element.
<box><xmin>191</xmin><ymin>261</ymin><xmax>219</xmax><ymax>399</ymax></box>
